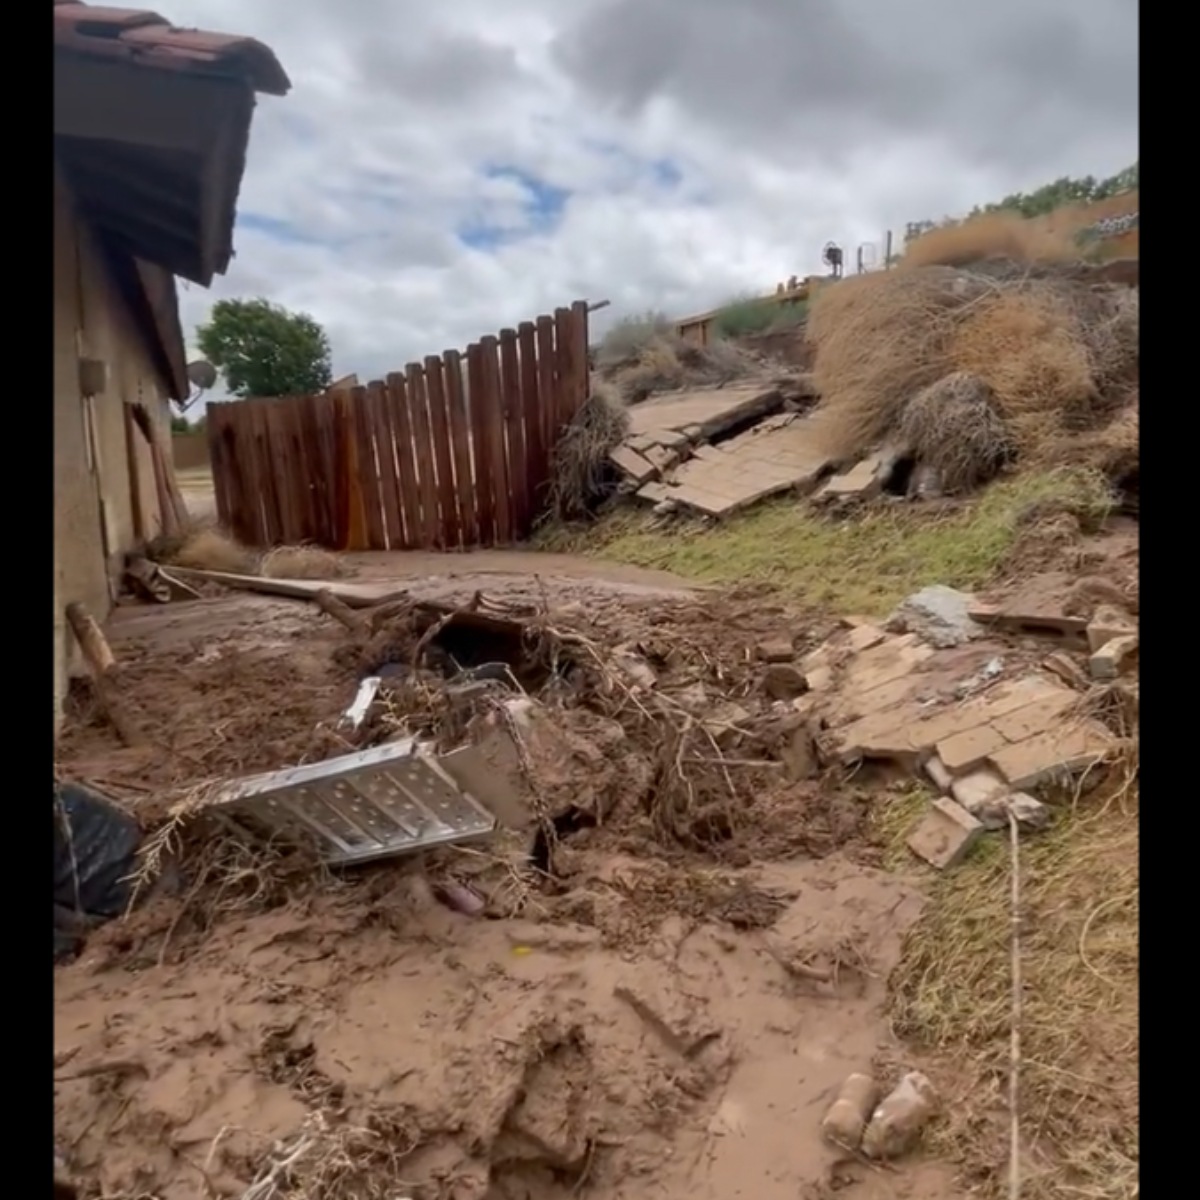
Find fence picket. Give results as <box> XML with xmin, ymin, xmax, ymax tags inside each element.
<box><xmin>423</xmin><ymin>355</ymin><xmax>461</xmax><ymax>550</ymax></box>
<box><xmin>405</xmin><ymin>362</ymin><xmax>442</xmax><ymax>549</ymax></box>
<box><xmin>443</xmin><ymin>349</ymin><xmax>476</xmax><ymax>546</ymax></box>
<box><xmin>498</xmin><ymin>329</ymin><xmax>530</xmax><ymax>534</ymax></box>
<box><xmin>386</xmin><ymin>372</ymin><xmax>422</xmax><ymax>550</ymax></box>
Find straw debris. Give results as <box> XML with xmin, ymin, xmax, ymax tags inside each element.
<box><xmin>544</xmin><ymin>380</ymin><xmax>630</xmax><ymax>523</ymax></box>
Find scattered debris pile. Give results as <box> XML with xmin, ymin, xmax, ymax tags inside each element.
<box><xmin>606</xmin><ymin>375</ymin><xmax>832</xmax><ymax>517</ymax></box>
<box><xmin>52</xmin><ymin>563</ymin><xmax>1136</xmax><ymax>1200</ymax></box>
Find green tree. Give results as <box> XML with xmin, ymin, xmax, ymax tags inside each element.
<box><xmin>196</xmin><ymin>298</ymin><xmax>333</xmax><ymax>398</ymax></box>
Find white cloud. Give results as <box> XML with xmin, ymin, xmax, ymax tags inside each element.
<box><xmin>175</xmin><ymin>0</ymin><xmax>1138</xmax><ymax>390</ymax></box>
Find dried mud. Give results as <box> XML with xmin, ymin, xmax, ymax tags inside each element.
<box><xmin>55</xmin><ymin>571</ymin><xmax>959</xmax><ymax>1200</ymax></box>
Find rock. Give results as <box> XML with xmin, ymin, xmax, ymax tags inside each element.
<box><xmin>923</xmin><ymin>754</ymin><xmax>953</xmax><ymax>792</ymax></box>
<box><xmin>862</xmin><ymin>1071</ymin><xmax>938</xmax><ymax>1160</ymax></box>
<box><xmin>886</xmin><ymin>585</ymin><xmax>983</xmax><ymax>649</ymax></box>
<box><xmin>815</xmin><ymin>454</ymin><xmax>887</xmax><ymax>503</ymax></box>
<box><xmin>1042</xmin><ymin>650</ymin><xmax>1091</xmax><ymax>691</ymax></box>
<box><xmin>781</xmin><ymin>725</ymin><xmax>819</xmax><ymax>781</ymax></box>
<box><xmin>1088</xmin><ymin>633</ymin><xmax>1138</xmax><ymax>680</ymax></box>
<box><xmin>821</xmin><ymin>1073</ymin><xmax>882</xmax><ymax>1150</ymax></box>
<box><xmin>763</xmin><ymin>663</ymin><xmax>807</xmax><ymax>700</ymax></box>
<box><xmin>1001</xmin><ymin>791</ymin><xmax>1052</xmax><ymax>830</ymax></box>
<box><xmin>757</xmin><ymin>637</ymin><xmax>795</xmax><ymax>663</ymax></box>
<box><xmin>949</xmin><ymin>768</ymin><xmax>1009</xmax><ymax>827</ymax></box>
<box><xmin>1085</xmin><ymin>604</ymin><xmax>1137</xmax><ymax>654</ymax></box>
<box><xmin>907</xmin><ymin>798</ymin><xmax>984</xmax><ymax>870</ymax></box>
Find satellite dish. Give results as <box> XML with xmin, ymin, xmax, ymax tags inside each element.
<box><xmin>186</xmin><ymin>359</ymin><xmax>217</xmax><ymax>390</ymax></box>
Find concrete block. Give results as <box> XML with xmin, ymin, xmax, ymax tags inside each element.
<box><xmin>907</xmin><ymin>798</ymin><xmax>984</xmax><ymax>870</ymax></box>
<box><xmin>924</xmin><ymin>754</ymin><xmax>953</xmax><ymax>792</ymax></box>
<box><xmin>1004</xmin><ymin>792</ymin><xmax>1052</xmax><ymax>830</ymax></box>
<box><xmin>950</xmin><ymin>768</ymin><xmax>1010</xmax><ymax>829</ymax></box>
<box><xmin>1086</xmin><ymin>604</ymin><xmax>1137</xmax><ymax>654</ymax></box>
<box><xmin>987</xmin><ymin>722</ymin><xmax>1113</xmax><ymax>790</ymax></box>
<box><xmin>757</xmin><ymin>638</ymin><xmax>795</xmax><ymax>663</ymax></box>
<box><xmin>1088</xmin><ymin>633</ymin><xmax>1138</xmax><ymax>680</ymax></box>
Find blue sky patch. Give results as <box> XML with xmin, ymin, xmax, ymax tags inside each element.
<box><xmin>237</xmin><ymin>212</ymin><xmax>327</xmax><ymax>246</ymax></box>
<box><xmin>455</xmin><ymin>165</ymin><xmax>572</xmax><ymax>250</ymax></box>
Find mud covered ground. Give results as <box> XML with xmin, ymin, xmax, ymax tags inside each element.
<box><xmin>55</xmin><ymin>571</ymin><xmax>962</xmax><ymax>1200</ymax></box>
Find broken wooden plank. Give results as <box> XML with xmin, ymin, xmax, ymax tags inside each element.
<box><xmin>160</xmin><ymin>566</ymin><xmax>411</xmax><ymax>608</ymax></box>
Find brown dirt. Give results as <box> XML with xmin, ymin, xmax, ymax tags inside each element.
<box><xmin>54</xmin><ymin>569</ymin><xmax>963</xmax><ymax>1200</ymax></box>
<box><xmin>56</xmin><ymin>856</ymin><xmax>946</xmax><ymax>1200</ymax></box>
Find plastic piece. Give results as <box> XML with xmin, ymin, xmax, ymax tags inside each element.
<box><xmin>53</xmin><ymin>781</ymin><xmax>142</xmax><ymax>919</ymax></box>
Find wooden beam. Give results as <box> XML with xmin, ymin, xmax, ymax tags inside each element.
<box><xmin>54</xmin><ymin>53</ymin><xmax>234</xmax><ymax>151</ymax></box>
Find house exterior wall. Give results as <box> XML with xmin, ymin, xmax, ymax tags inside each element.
<box><xmin>53</xmin><ymin>167</ymin><xmax>173</xmax><ymax>738</ymax></box>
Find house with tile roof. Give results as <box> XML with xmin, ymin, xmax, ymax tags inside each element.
<box><xmin>53</xmin><ymin>1</ymin><xmax>289</xmax><ymax>734</ymax></box>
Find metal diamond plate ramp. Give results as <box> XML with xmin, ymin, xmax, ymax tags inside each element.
<box><xmin>207</xmin><ymin>738</ymin><xmax>498</xmax><ymax>866</ymax></box>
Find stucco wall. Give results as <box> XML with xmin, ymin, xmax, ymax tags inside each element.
<box><xmin>53</xmin><ymin>167</ymin><xmax>172</xmax><ymax>737</ymax></box>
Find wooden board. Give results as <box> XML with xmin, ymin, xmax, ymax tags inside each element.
<box><xmin>443</xmin><ymin>349</ymin><xmax>477</xmax><ymax>547</ymax></box>
<box><xmin>424</xmin><ymin>355</ymin><xmax>462</xmax><ymax>550</ymax></box>
<box><xmin>405</xmin><ymin>362</ymin><xmax>442</xmax><ymax>549</ymax></box>
<box><xmin>499</xmin><ymin>328</ymin><xmax>530</xmax><ymax>535</ymax></box>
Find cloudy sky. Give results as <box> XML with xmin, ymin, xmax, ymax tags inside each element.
<box><xmin>176</xmin><ymin>0</ymin><xmax>1138</xmax><ymax>384</ymax></box>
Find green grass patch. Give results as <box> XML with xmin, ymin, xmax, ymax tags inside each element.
<box><xmin>871</xmin><ymin>778</ymin><xmax>1139</xmax><ymax>1200</ymax></box>
<box><xmin>539</xmin><ymin>467</ymin><xmax>1112</xmax><ymax>616</ymax></box>
<box><xmin>711</xmin><ymin>294</ymin><xmax>808</xmax><ymax>339</ymax></box>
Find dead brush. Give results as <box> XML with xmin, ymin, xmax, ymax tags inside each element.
<box><xmin>948</xmin><ymin>284</ymin><xmax>1098</xmax><ymax>458</ymax></box>
<box><xmin>606</xmin><ymin>333</ymin><xmax>758</xmax><ymax>402</ymax></box>
<box><xmin>149</xmin><ymin>522</ymin><xmax>256</xmax><ymax>573</ymax></box>
<box><xmin>544</xmin><ymin>380</ymin><xmax>630</xmax><ymax>523</ymax></box>
<box><xmin>259</xmin><ymin>544</ymin><xmax>347</xmax><ymax>580</ymax></box>
<box><xmin>896</xmin><ymin>372</ymin><xmax>1014</xmax><ymax>492</ymax></box>
<box><xmin>147</xmin><ymin>520</ymin><xmax>346</xmax><ymax>580</ymax></box>
<box><xmin>227</xmin><ymin>1108</ymin><xmax>422</xmax><ymax>1200</ymax></box>
<box><xmin>128</xmin><ymin>780</ymin><xmax>328</xmax><ymax>962</ymax></box>
<box><xmin>900</xmin><ymin>211</ymin><xmax>1079</xmax><ymax>270</ymax></box>
<box><xmin>806</xmin><ymin>267</ymin><xmax>991</xmax><ymax>460</ymax></box>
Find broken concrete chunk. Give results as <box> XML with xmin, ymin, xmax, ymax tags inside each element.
<box><xmin>821</xmin><ymin>1073</ymin><xmax>882</xmax><ymax>1150</ymax></box>
<box><xmin>757</xmin><ymin>637</ymin><xmax>795</xmax><ymax>663</ymax></box>
<box><xmin>935</xmin><ymin>723</ymin><xmax>1009</xmax><ymax>775</ymax></box>
<box><xmin>1088</xmin><ymin>633</ymin><xmax>1138</xmax><ymax>680</ymax></box>
<box><xmin>1003</xmin><ymin>792</ymin><xmax>1051</xmax><ymax>830</ymax></box>
<box><xmin>763</xmin><ymin>663</ymin><xmax>807</xmax><ymax>701</ymax></box>
<box><xmin>1086</xmin><ymin>604</ymin><xmax>1137</xmax><ymax>654</ymax></box>
<box><xmin>1042</xmin><ymin>650</ymin><xmax>1091</xmax><ymax>691</ymax></box>
<box><xmin>949</xmin><ymin>767</ymin><xmax>1009</xmax><ymax>817</ymax></box>
<box><xmin>609</xmin><ymin>445</ymin><xmax>659</xmax><ymax>485</ymax></box>
<box><xmin>816</xmin><ymin>454</ymin><xmax>887</xmax><ymax>502</ymax></box>
<box><xmin>885</xmin><ymin>585</ymin><xmax>984</xmax><ymax>649</ymax></box>
<box><xmin>780</xmin><ymin>725</ymin><xmax>820</xmax><ymax>781</ymax></box>
<box><xmin>907</xmin><ymin>798</ymin><xmax>984</xmax><ymax>870</ymax></box>
<box><xmin>614</xmin><ymin>980</ymin><xmax>720</xmax><ymax>1058</ymax></box>
<box><xmin>805</xmin><ymin>665</ymin><xmax>835</xmax><ymax>693</ymax></box>
<box><xmin>862</xmin><ymin>1071</ymin><xmax>938</xmax><ymax>1160</ymax></box>
<box><xmin>923</xmin><ymin>755</ymin><xmax>953</xmax><ymax>792</ymax></box>
<box><xmin>987</xmin><ymin>721</ymin><xmax>1113</xmax><ymax>790</ymax></box>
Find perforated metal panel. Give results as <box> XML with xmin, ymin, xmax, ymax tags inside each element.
<box><xmin>209</xmin><ymin>739</ymin><xmax>498</xmax><ymax>865</ymax></box>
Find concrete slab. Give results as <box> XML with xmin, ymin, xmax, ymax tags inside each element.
<box><xmin>637</xmin><ymin>411</ymin><xmax>836</xmax><ymax>516</ymax></box>
<box><xmin>626</xmin><ymin>384</ymin><xmax>783</xmax><ymax>440</ymax></box>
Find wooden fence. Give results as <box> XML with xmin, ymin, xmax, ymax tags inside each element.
<box><xmin>207</xmin><ymin>301</ymin><xmax>590</xmax><ymax>551</ymax></box>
